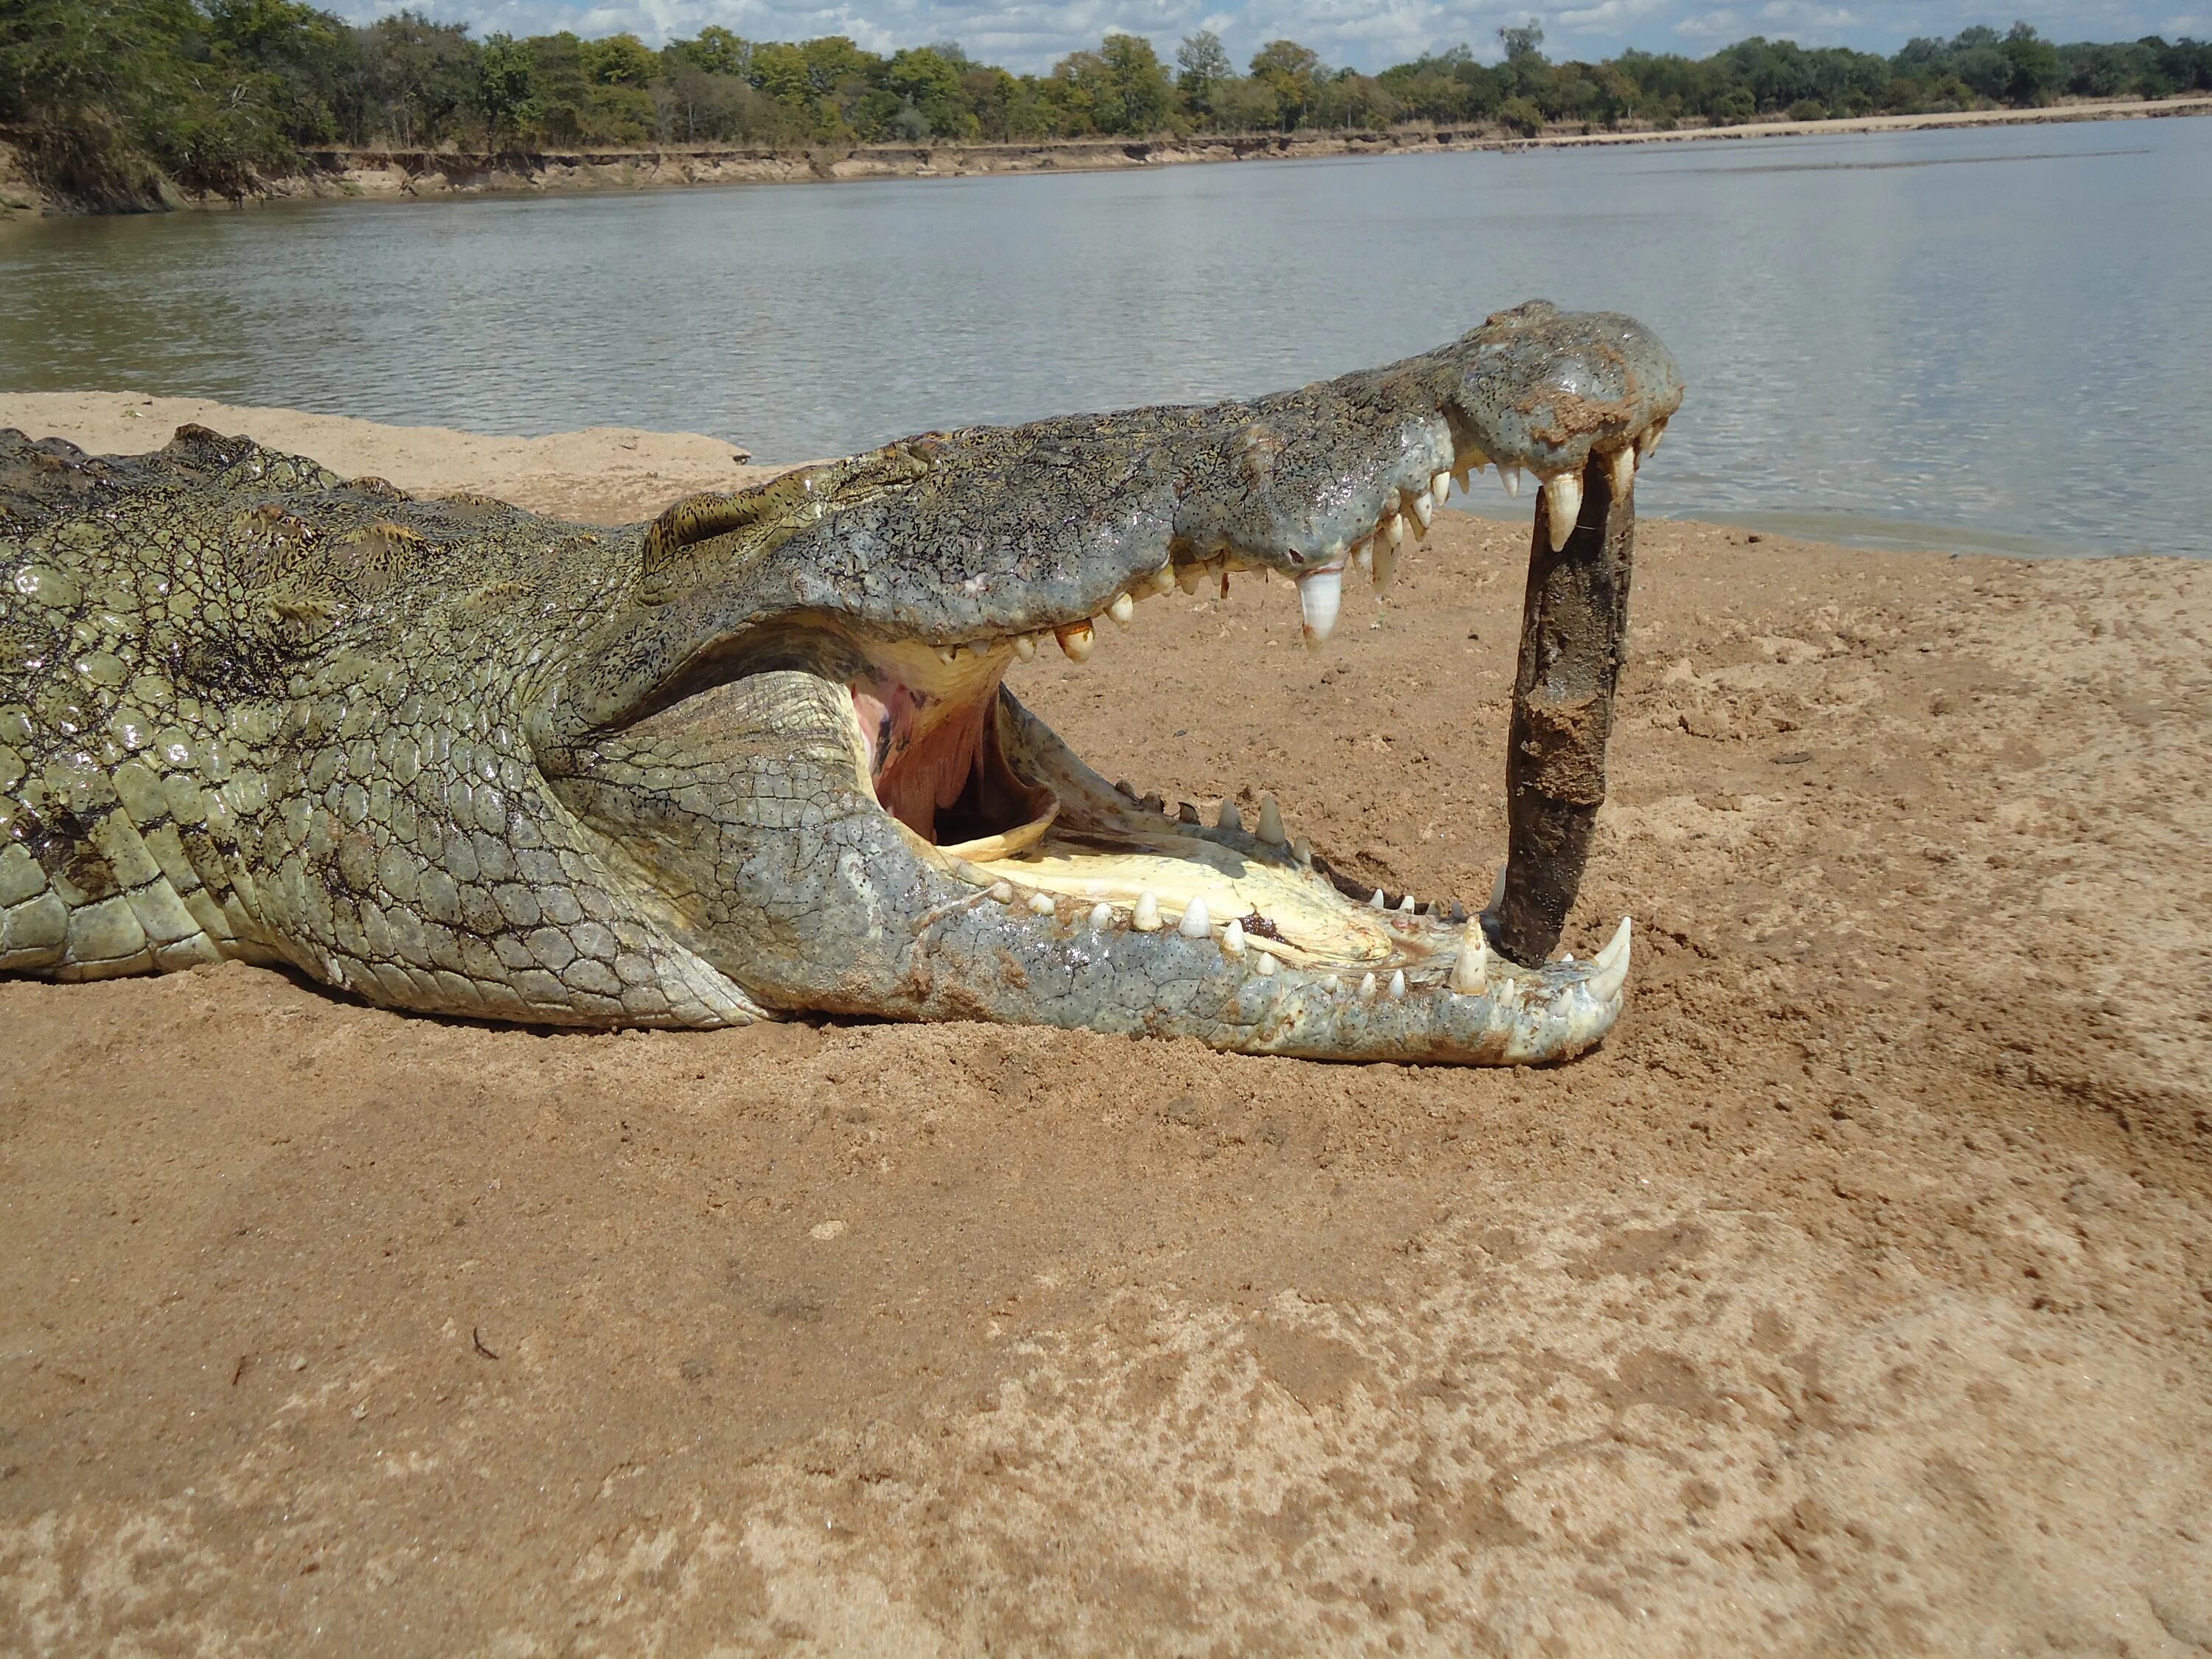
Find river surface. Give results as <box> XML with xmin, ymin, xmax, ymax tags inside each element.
<box><xmin>5</xmin><ymin>116</ymin><xmax>2211</xmax><ymax>556</ymax></box>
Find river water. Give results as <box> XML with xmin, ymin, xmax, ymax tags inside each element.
<box><xmin>4</xmin><ymin>116</ymin><xmax>2210</xmax><ymax>556</ymax></box>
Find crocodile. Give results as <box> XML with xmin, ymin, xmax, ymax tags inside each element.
<box><xmin>0</xmin><ymin>301</ymin><xmax>1680</xmax><ymax>1062</ymax></box>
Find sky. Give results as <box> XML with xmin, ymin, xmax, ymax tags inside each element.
<box><xmin>380</xmin><ymin>0</ymin><xmax>2212</xmax><ymax>74</ymax></box>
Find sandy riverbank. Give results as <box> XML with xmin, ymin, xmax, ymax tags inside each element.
<box><xmin>4</xmin><ymin>96</ymin><xmax>2208</xmax><ymax>216</ymax></box>
<box><xmin>1</xmin><ymin>405</ymin><xmax>2208</xmax><ymax>1655</ymax></box>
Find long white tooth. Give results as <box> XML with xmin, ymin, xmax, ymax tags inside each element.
<box><xmin>1410</xmin><ymin>489</ymin><xmax>1435</xmax><ymax>531</ymax></box>
<box><xmin>1381</xmin><ymin>512</ymin><xmax>1405</xmax><ymax>548</ymax></box>
<box><xmin>1089</xmin><ymin>902</ymin><xmax>1115</xmax><ymax>931</ymax></box>
<box><xmin>1256</xmin><ymin>795</ymin><xmax>1285</xmax><ymax>844</ymax></box>
<box><xmin>1450</xmin><ymin>931</ymin><xmax>1489</xmax><ymax>994</ymax></box>
<box><xmin>1028</xmin><ymin>891</ymin><xmax>1057</xmax><ymax>915</ymax></box>
<box><xmin>1056</xmin><ymin>621</ymin><xmax>1095</xmax><ymax>661</ymax></box>
<box><xmin>1369</xmin><ymin>888</ymin><xmax>1387</xmax><ymax>909</ymax></box>
<box><xmin>1253</xmin><ymin>947</ymin><xmax>1277</xmax><ymax>975</ymax></box>
<box><xmin>987</xmin><ymin>881</ymin><xmax>1015</xmax><ymax>902</ymax></box>
<box><xmin>1388</xmin><ymin>969</ymin><xmax>1406</xmax><ymax>1000</ymax></box>
<box><xmin>1012</xmin><ymin>633</ymin><xmax>1037</xmax><ymax>661</ymax></box>
<box><xmin>1176</xmin><ymin>563</ymin><xmax>1203</xmax><ymax>595</ymax></box>
<box><xmin>1396</xmin><ymin>894</ymin><xmax>1415</xmax><ymax>914</ymax></box>
<box><xmin>1608</xmin><ymin>445</ymin><xmax>1636</xmax><ymax>498</ymax></box>
<box><xmin>1641</xmin><ymin>418</ymin><xmax>1667</xmax><ymax>456</ymax></box>
<box><xmin>1587</xmin><ymin>917</ymin><xmax>1632</xmax><ymax>1001</ymax></box>
<box><xmin>1222</xmin><ymin>918</ymin><xmax>1246</xmax><ymax>956</ymax></box>
<box><xmin>1107</xmin><ymin>591</ymin><xmax>1135</xmax><ymax>626</ymax></box>
<box><xmin>1357</xmin><ymin>973</ymin><xmax>1378</xmax><ymax>1002</ymax></box>
<box><xmin>1324</xmin><ymin>975</ymin><xmax>1342</xmax><ymax>994</ymax></box>
<box><xmin>1373</xmin><ymin>536</ymin><xmax>1399</xmax><ymax>590</ymax></box>
<box><xmin>1293</xmin><ymin>837</ymin><xmax>1312</xmax><ymax>867</ymax></box>
<box><xmin>1351</xmin><ymin>538</ymin><xmax>1372</xmax><ymax>576</ymax></box>
<box><xmin>1132</xmin><ymin>891</ymin><xmax>1161</xmax><ymax>931</ymax></box>
<box><xmin>1543</xmin><ymin>473</ymin><xmax>1583</xmax><ymax>553</ymax></box>
<box><xmin>1486</xmin><ymin>866</ymin><xmax>1506</xmax><ymax>912</ymax></box>
<box><xmin>1500</xmin><ymin>466</ymin><xmax>1522</xmax><ymax>499</ymax></box>
<box><xmin>1430</xmin><ymin>470</ymin><xmax>1451</xmax><ymax>504</ymax></box>
<box><xmin>1178</xmin><ymin>895</ymin><xmax>1211</xmax><ymax>939</ymax></box>
<box><xmin>1217</xmin><ymin>801</ymin><xmax>1243</xmax><ymax>832</ymax></box>
<box><xmin>1298</xmin><ymin>565</ymin><xmax>1343</xmax><ymax>650</ymax></box>
<box><xmin>1149</xmin><ymin>564</ymin><xmax>1177</xmax><ymax>596</ymax></box>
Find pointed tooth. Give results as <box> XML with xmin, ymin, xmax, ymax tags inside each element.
<box><xmin>1176</xmin><ymin>563</ymin><xmax>1203</xmax><ymax>595</ymax></box>
<box><xmin>937</xmin><ymin>647</ymin><xmax>959</xmax><ymax>666</ymax></box>
<box><xmin>1388</xmin><ymin>969</ymin><xmax>1406</xmax><ymax>1000</ymax></box>
<box><xmin>1028</xmin><ymin>891</ymin><xmax>1057</xmax><ymax>915</ymax></box>
<box><xmin>1357</xmin><ymin>972</ymin><xmax>1378</xmax><ymax>1002</ymax></box>
<box><xmin>1369</xmin><ymin>888</ymin><xmax>1386</xmax><ymax>909</ymax></box>
<box><xmin>987</xmin><ymin>881</ymin><xmax>1015</xmax><ymax>902</ymax></box>
<box><xmin>1543</xmin><ymin>473</ymin><xmax>1583</xmax><ymax>553</ymax></box>
<box><xmin>1222</xmin><ymin>918</ymin><xmax>1246</xmax><ymax>956</ymax></box>
<box><xmin>1107</xmin><ymin>591</ymin><xmax>1135</xmax><ymax>626</ymax></box>
<box><xmin>1178</xmin><ymin>895</ymin><xmax>1211</xmax><ymax>939</ymax></box>
<box><xmin>1410</xmin><ymin>489</ymin><xmax>1435</xmax><ymax>530</ymax></box>
<box><xmin>1324</xmin><ymin>975</ymin><xmax>1342</xmax><ymax>994</ymax></box>
<box><xmin>1449</xmin><ymin>930</ymin><xmax>1489</xmax><ymax>995</ymax></box>
<box><xmin>1012</xmin><ymin>633</ymin><xmax>1037</xmax><ymax>661</ymax></box>
<box><xmin>1500</xmin><ymin>465</ymin><xmax>1522</xmax><ymax>499</ymax></box>
<box><xmin>1253</xmin><ymin>947</ymin><xmax>1277</xmax><ymax>975</ymax></box>
<box><xmin>1351</xmin><ymin>538</ymin><xmax>1372</xmax><ymax>575</ymax></box>
<box><xmin>1056</xmin><ymin>621</ymin><xmax>1095</xmax><ymax>661</ymax></box>
<box><xmin>1256</xmin><ymin>795</ymin><xmax>1285</xmax><ymax>844</ymax></box>
<box><xmin>1088</xmin><ymin>902</ymin><xmax>1115</xmax><ymax>931</ymax></box>
<box><xmin>1381</xmin><ymin>512</ymin><xmax>1405</xmax><ymax>548</ymax></box>
<box><xmin>1608</xmin><ymin>445</ymin><xmax>1636</xmax><ymax>498</ymax></box>
<box><xmin>1217</xmin><ymin>801</ymin><xmax>1243</xmax><ymax>832</ymax></box>
<box><xmin>1486</xmin><ymin>866</ymin><xmax>1506</xmax><ymax>913</ymax></box>
<box><xmin>1132</xmin><ymin>891</ymin><xmax>1161</xmax><ymax>931</ymax></box>
<box><xmin>1293</xmin><ymin>837</ymin><xmax>1312</xmax><ymax>867</ymax></box>
<box><xmin>1373</xmin><ymin>537</ymin><xmax>1399</xmax><ymax>590</ymax></box>
<box><xmin>1641</xmin><ymin>418</ymin><xmax>1667</xmax><ymax>456</ymax></box>
<box><xmin>1149</xmin><ymin>564</ymin><xmax>1177</xmax><ymax>596</ymax></box>
<box><xmin>1430</xmin><ymin>470</ymin><xmax>1451</xmax><ymax>503</ymax></box>
<box><xmin>1396</xmin><ymin>894</ymin><xmax>1415</xmax><ymax>914</ymax></box>
<box><xmin>1298</xmin><ymin>564</ymin><xmax>1343</xmax><ymax>650</ymax></box>
<box><xmin>1587</xmin><ymin>917</ymin><xmax>1632</xmax><ymax>1001</ymax></box>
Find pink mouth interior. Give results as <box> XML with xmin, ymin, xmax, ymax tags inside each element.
<box><xmin>850</xmin><ymin>673</ymin><xmax>1005</xmax><ymax>842</ymax></box>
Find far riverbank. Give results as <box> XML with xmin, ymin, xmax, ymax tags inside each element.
<box><xmin>4</xmin><ymin>94</ymin><xmax>2207</xmax><ymax>216</ymax></box>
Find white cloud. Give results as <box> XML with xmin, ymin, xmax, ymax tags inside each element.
<box><xmin>334</xmin><ymin>0</ymin><xmax>2212</xmax><ymax>73</ymax></box>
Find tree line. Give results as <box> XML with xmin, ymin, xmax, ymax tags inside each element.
<box><xmin>4</xmin><ymin>0</ymin><xmax>2209</xmax><ymax>207</ymax></box>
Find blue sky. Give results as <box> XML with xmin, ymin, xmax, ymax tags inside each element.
<box><xmin>387</xmin><ymin>0</ymin><xmax>2212</xmax><ymax>73</ymax></box>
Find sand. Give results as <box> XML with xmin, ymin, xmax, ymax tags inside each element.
<box><xmin>1</xmin><ymin>403</ymin><xmax>2208</xmax><ymax>1656</ymax></box>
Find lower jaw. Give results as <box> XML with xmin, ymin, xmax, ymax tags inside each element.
<box><xmin>857</xmin><ymin>681</ymin><xmax>1467</xmax><ymax>977</ymax></box>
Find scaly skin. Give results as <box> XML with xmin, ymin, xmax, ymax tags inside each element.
<box><xmin>0</xmin><ymin>302</ymin><xmax>1682</xmax><ymax>1061</ymax></box>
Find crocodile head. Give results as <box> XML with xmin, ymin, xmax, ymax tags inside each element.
<box><xmin>536</xmin><ymin>300</ymin><xmax>1682</xmax><ymax>1062</ymax></box>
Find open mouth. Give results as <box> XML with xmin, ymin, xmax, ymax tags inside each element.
<box><xmin>832</xmin><ymin>429</ymin><xmax>1663</xmax><ymax>991</ymax></box>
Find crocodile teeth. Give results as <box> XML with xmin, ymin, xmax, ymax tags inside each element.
<box><xmin>1587</xmin><ymin>917</ymin><xmax>1632</xmax><ymax>1001</ymax></box>
<box><xmin>1351</xmin><ymin>539</ymin><xmax>1372</xmax><ymax>576</ymax></box>
<box><xmin>1217</xmin><ymin>800</ymin><xmax>1243</xmax><ymax>832</ymax></box>
<box><xmin>1410</xmin><ymin>489</ymin><xmax>1435</xmax><ymax>532</ymax></box>
<box><xmin>1487</xmin><ymin>866</ymin><xmax>1506</xmax><ymax>911</ymax></box>
<box><xmin>1543</xmin><ymin>473</ymin><xmax>1583</xmax><ymax>552</ymax></box>
<box><xmin>1397</xmin><ymin>894</ymin><xmax>1415</xmax><ymax>914</ymax></box>
<box><xmin>1449</xmin><ymin>931</ymin><xmax>1489</xmax><ymax>995</ymax></box>
<box><xmin>1430</xmin><ymin>470</ymin><xmax>1452</xmax><ymax>504</ymax></box>
<box><xmin>1028</xmin><ymin>891</ymin><xmax>1057</xmax><ymax>915</ymax></box>
<box><xmin>1500</xmin><ymin>466</ymin><xmax>1523</xmax><ymax>499</ymax></box>
<box><xmin>1253</xmin><ymin>947</ymin><xmax>1277</xmax><ymax>975</ymax></box>
<box><xmin>1148</xmin><ymin>565</ymin><xmax>1178</xmax><ymax>597</ymax></box>
<box><xmin>1012</xmin><ymin>633</ymin><xmax>1037</xmax><ymax>661</ymax></box>
<box><xmin>1298</xmin><ymin>565</ymin><xmax>1343</xmax><ymax>650</ymax></box>
<box><xmin>1176</xmin><ymin>563</ymin><xmax>1204</xmax><ymax>595</ymax></box>
<box><xmin>1179</xmin><ymin>895</ymin><xmax>1211</xmax><ymax>939</ymax></box>
<box><xmin>1132</xmin><ymin>891</ymin><xmax>1161</xmax><ymax>931</ymax></box>
<box><xmin>988</xmin><ymin>881</ymin><xmax>1015</xmax><ymax>902</ymax></box>
<box><xmin>1089</xmin><ymin>902</ymin><xmax>1114</xmax><ymax>931</ymax></box>
<box><xmin>1256</xmin><ymin>795</ymin><xmax>1285</xmax><ymax>844</ymax></box>
<box><xmin>1056</xmin><ymin>621</ymin><xmax>1095</xmax><ymax>661</ymax></box>
<box><xmin>1368</xmin><ymin>888</ymin><xmax>1386</xmax><ymax>909</ymax></box>
<box><xmin>1107</xmin><ymin>591</ymin><xmax>1135</xmax><ymax>626</ymax></box>
<box><xmin>1221</xmin><ymin>917</ymin><xmax>1246</xmax><ymax>956</ymax></box>
<box><xmin>1373</xmin><ymin>536</ymin><xmax>1399</xmax><ymax>590</ymax></box>
<box><xmin>1357</xmin><ymin>973</ymin><xmax>1378</xmax><ymax>1002</ymax></box>
<box><xmin>1381</xmin><ymin>512</ymin><xmax>1405</xmax><ymax>548</ymax></box>
<box><xmin>1388</xmin><ymin>970</ymin><xmax>1406</xmax><ymax>1000</ymax></box>
<box><xmin>1608</xmin><ymin>445</ymin><xmax>1637</xmax><ymax>498</ymax></box>
<box><xmin>937</xmin><ymin>647</ymin><xmax>959</xmax><ymax>665</ymax></box>
<box><xmin>1640</xmin><ymin>418</ymin><xmax>1667</xmax><ymax>457</ymax></box>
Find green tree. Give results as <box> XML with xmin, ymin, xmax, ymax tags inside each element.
<box><xmin>1099</xmin><ymin>33</ymin><xmax>1173</xmax><ymax>132</ymax></box>
<box><xmin>1249</xmin><ymin>39</ymin><xmax>1322</xmax><ymax>128</ymax></box>
<box><xmin>356</xmin><ymin>10</ymin><xmax>475</xmax><ymax>146</ymax></box>
<box><xmin>472</xmin><ymin>31</ymin><xmax>537</xmax><ymax>150</ymax></box>
<box><xmin>1999</xmin><ymin>21</ymin><xmax>2061</xmax><ymax>104</ymax></box>
<box><xmin>1176</xmin><ymin>29</ymin><xmax>1230</xmax><ymax>94</ymax></box>
<box><xmin>667</xmin><ymin>26</ymin><xmax>748</xmax><ymax>79</ymax></box>
<box><xmin>582</xmin><ymin>32</ymin><xmax>657</xmax><ymax>86</ymax></box>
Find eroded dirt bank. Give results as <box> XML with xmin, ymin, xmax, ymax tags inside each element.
<box><xmin>1</xmin><ymin>408</ymin><xmax>2208</xmax><ymax>1655</ymax></box>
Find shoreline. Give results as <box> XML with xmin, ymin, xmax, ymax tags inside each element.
<box><xmin>4</xmin><ymin>94</ymin><xmax>2205</xmax><ymax>216</ymax></box>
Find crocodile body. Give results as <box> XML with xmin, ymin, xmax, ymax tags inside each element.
<box><xmin>1</xmin><ymin>302</ymin><xmax>1681</xmax><ymax>1062</ymax></box>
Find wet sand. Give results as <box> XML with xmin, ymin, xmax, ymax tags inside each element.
<box><xmin>2</xmin><ymin>405</ymin><xmax>2208</xmax><ymax>1655</ymax></box>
